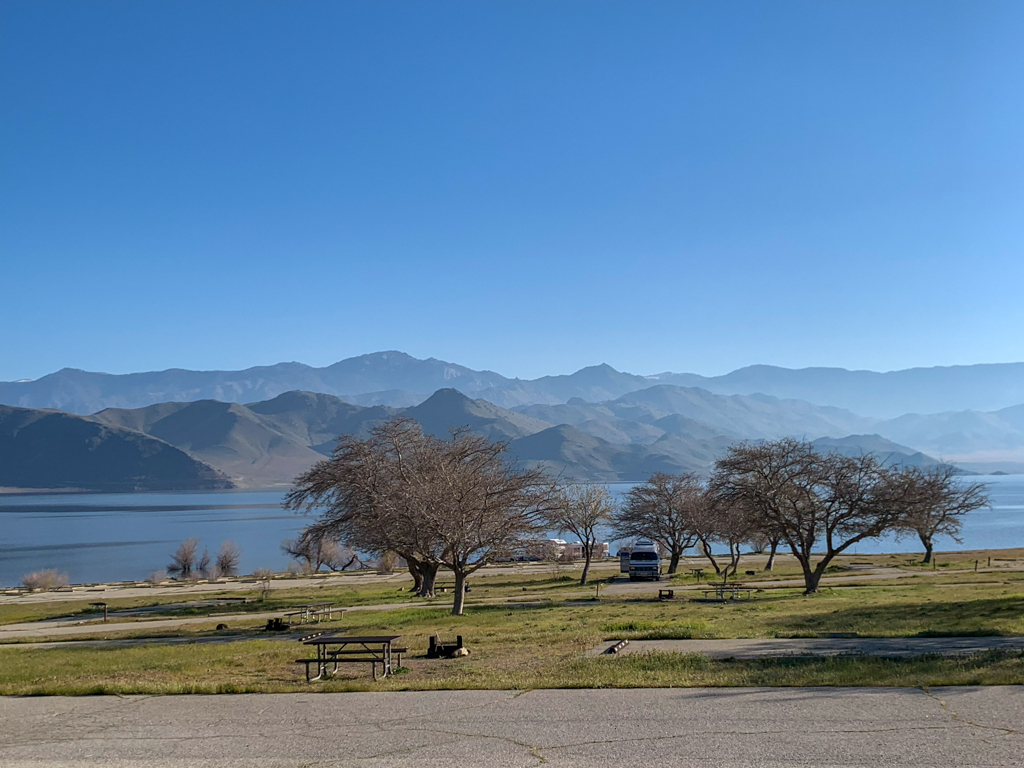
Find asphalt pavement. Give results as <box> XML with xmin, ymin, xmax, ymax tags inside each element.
<box><xmin>2</xmin><ymin>687</ymin><xmax>1021</xmax><ymax>766</ymax></box>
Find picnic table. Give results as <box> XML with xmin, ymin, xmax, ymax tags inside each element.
<box><xmin>687</xmin><ymin>568</ymin><xmax>705</xmax><ymax>583</ymax></box>
<box><xmin>297</xmin><ymin>634</ymin><xmax>404</xmax><ymax>682</ymax></box>
<box><xmin>702</xmin><ymin>584</ymin><xmax>754</xmax><ymax>602</ymax></box>
<box><xmin>284</xmin><ymin>603</ymin><xmax>345</xmax><ymax>625</ymax></box>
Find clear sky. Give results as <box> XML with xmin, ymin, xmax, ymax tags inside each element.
<box><xmin>1</xmin><ymin>0</ymin><xmax>1022</xmax><ymax>382</ymax></box>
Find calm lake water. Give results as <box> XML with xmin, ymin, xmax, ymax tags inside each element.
<box><xmin>2</xmin><ymin>476</ymin><xmax>1022</xmax><ymax>587</ymax></box>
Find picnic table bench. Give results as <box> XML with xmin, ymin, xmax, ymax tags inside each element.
<box><xmin>658</xmin><ymin>589</ymin><xmax>675</xmax><ymax>600</ymax></box>
<box><xmin>284</xmin><ymin>603</ymin><xmax>345</xmax><ymax>625</ymax></box>
<box><xmin>297</xmin><ymin>635</ymin><xmax>404</xmax><ymax>682</ymax></box>
<box><xmin>702</xmin><ymin>585</ymin><xmax>754</xmax><ymax>602</ymax></box>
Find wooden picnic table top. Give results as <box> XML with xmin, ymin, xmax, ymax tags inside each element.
<box><xmin>303</xmin><ymin>635</ymin><xmax>402</xmax><ymax>646</ymax></box>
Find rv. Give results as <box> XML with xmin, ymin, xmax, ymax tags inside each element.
<box><xmin>628</xmin><ymin>539</ymin><xmax>662</xmax><ymax>581</ymax></box>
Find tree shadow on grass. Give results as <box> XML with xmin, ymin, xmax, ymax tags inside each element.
<box><xmin>763</xmin><ymin>595</ymin><xmax>1024</xmax><ymax>638</ymax></box>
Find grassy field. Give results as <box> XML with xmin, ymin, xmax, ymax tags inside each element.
<box><xmin>2</xmin><ymin>554</ymin><xmax>1022</xmax><ymax>694</ymax></box>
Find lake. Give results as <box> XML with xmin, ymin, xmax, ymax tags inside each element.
<box><xmin>2</xmin><ymin>476</ymin><xmax>1022</xmax><ymax>586</ymax></box>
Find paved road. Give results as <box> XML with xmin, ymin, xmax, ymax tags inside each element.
<box><xmin>588</xmin><ymin>637</ymin><xmax>1024</xmax><ymax>658</ymax></box>
<box><xmin>2</xmin><ymin>687</ymin><xmax>1021</xmax><ymax>766</ymax></box>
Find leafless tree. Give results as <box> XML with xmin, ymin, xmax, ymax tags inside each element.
<box><xmin>287</xmin><ymin>417</ymin><xmax>557</xmax><ymax>615</ymax></box>
<box><xmin>613</xmin><ymin>473</ymin><xmax>700</xmax><ymax>574</ymax></box>
<box><xmin>196</xmin><ymin>548</ymin><xmax>212</xmax><ymax>579</ymax></box>
<box><xmin>398</xmin><ymin>425</ymin><xmax>556</xmax><ymax>615</ymax></box>
<box><xmin>287</xmin><ymin>419</ymin><xmax>448</xmax><ymax>597</ymax></box>
<box><xmin>547</xmin><ymin>484</ymin><xmax>614</xmax><ymax>585</ymax></box>
<box><xmin>890</xmin><ymin>464</ymin><xmax>989</xmax><ymax>563</ymax></box>
<box><xmin>168</xmin><ymin>537</ymin><xmax>200</xmax><ymax>579</ymax></box>
<box><xmin>712</xmin><ymin>439</ymin><xmax>908</xmax><ymax>594</ymax></box>
<box><xmin>282</xmin><ymin>529</ymin><xmax>360</xmax><ymax>573</ymax></box>
<box><xmin>375</xmin><ymin>550</ymin><xmax>398</xmax><ymax>574</ymax></box>
<box><xmin>21</xmin><ymin>569</ymin><xmax>69</xmax><ymax>591</ymax></box>
<box><xmin>700</xmin><ymin>493</ymin><xmax>760</xmax><ymax>579</ymax></box>
<box><xmin>215</xmin><ymin>540</ymin><xmax>241</xmax><ymax>577</ymax></box>
<box><xmin>253</xmin><ymin>567</ymin><xmax>274</xmax><ymax>600</ymax></box>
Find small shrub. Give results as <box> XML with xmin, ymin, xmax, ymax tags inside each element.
<box><xmin>147</xmin><ymin>570</ymin><xmax>168</xmax><ymax>584</ymax></box>
<box><xmin>21</xmin><ymin>569</ymin><xmax>69</xmax><ymax>591</ymax></box>
<box><xmin>253</xmin><ymin>568</ymin><xmax>274</xmax><ymax>600</ymax></box>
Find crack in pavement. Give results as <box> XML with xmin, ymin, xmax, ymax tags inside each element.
<box><xmin>920</xmin><ymin>687</ymin><xmax>1019</xmax><ymax>736</ymax></box>
<box><xmin>393</xmin><ymin>725</ymin><xmax>546</xmax><ymax>766</ymax></box>
<box><xmin>372</xmin><ymin>719</ymin><xmax>992</xmax><ymax>767</ymax></box>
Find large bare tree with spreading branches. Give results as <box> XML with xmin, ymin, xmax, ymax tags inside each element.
<box><xmin>547</xmin><ymin>484</ymin><xmax>614</xmax><ymax>585</ymax></box>
<box><xmin>287</xmin><ymin>419</ymin><xmax>447</xmax><ymax>596</ymax></box>
<box><xmin>712</xmin><ymin>439</ymin><xmax>908</xmax><ymax>594</ymax></box>
<box><xmin>287</xmin><ymin>417</ymin><xmax>557</xmax><ymax>615</ymax></box>
<box><xmin>890</xmin><ymin>464</ymin><xmax>989</xmax><ymax>563</ymax></box>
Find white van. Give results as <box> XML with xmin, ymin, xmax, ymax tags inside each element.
<box><xmin>628</xmin><ymin>540</ymin><xmax>661</xmax><ymax>581</ymax></box>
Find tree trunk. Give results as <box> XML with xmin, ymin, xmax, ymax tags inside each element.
<box><xmin>580</xmin><ymin>550</ymin><xmax>592</xmax><ymax>586</ymax></box>
<box><xmin>699</xmin><ymin>539</ymin><xmax>722</xmax><ymax>574</ymax></box>
<box><xmin>407</xmin><ymin>557</ymin><xmax>423</xmax><ymax>594</ymax></box>
<box><xmin>919</xmin><ymin>533</ymin><xmax>934</xmax><ymax>564</ymax></box>
<box><xmin>727</xmin><ymin>543</ymin><xmax>742</xmax><ymax>576</ymax></box>
<box><xmin>417</xmin><ymin>561</ymin><xmax>439</xmax><ymax>598</ymax></box>
<box><xmin>802</xmin><ymin>555</ymin><xmax>833</xmax><ymax>594</ymax></box>
<box><xmin>668</xmin><ymin>549</ymin><xmax>681</xmax><ymax>575</ymax></box>
<box><xmin>451</xmin><ymin>570</ymin><xmax>467</xmax><ymax>616</ymax></box>
<box><xmin>765</xmin><ymin>540</ymin><xmax>778</xmax><ymax>571</ymax></box>
<box><xmin>801</xmin><ymin>565</ymin><xmax>823</xmax><ymax>594</ymax></box>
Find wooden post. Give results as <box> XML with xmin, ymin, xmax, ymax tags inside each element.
<box><xmin>975</xmin><ymin>560</ymin><xmax>979</xmax><ymax>572</ymax></box>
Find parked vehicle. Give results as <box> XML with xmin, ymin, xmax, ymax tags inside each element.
<box><xmin>618</xmin><ymin>549</ymin><xmax>631</xmax><ymax>573</ymax></box>
<box><xmin>628</xmin><ymin>540</ymin><xmax>661</xmax><ymax>581</ymax></box>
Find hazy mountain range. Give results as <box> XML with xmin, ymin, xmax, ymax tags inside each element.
<box><xmin>3</xmin><ymin>352</ymin><xmax>1022</xmax><ymax>490</ymax></box>
<box><xmin>1</xmin><ymin>385</ymin><xmax>963</xmax><ymax>491</ymax></box>
<box><xmin>3</xmin><ymin>351</ymin><xmax>1023</xmax><ymax>419</ymax></box>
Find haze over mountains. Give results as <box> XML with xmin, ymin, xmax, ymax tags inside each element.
<box><xmin>4</xmin><ymin>351</ymin><xmax>1023</xmax><ymax>419</ymax></box>
<box><xmin>2</xmin><ymin>352</ymin><xmax>1022</xmax><ymax>490</ymax></box>
<box><xmin>0</xmin><ymin>385</ymin><xmax>964</xmax><ymax>491</ymax></box>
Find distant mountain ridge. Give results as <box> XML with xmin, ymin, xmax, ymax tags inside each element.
<box><xmin>5</xmin><ymin>380</ymin><xmax>962</xmax><ymax>489</ymax></box>
<box><xmin>0</xmin><ymin>405</ymin><xmax>232</xmax><ymax>492</ymax></box>
<box><xmin>3</xmin><ymin>352</ymin><xmax>1022</xmax><ymax>419</ymax></box>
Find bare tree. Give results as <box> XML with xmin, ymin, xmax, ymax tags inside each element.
<box><xmin>282</xmin><ymin>529</ymin><xmax>359</xmax><ymax>573</ymax></box>
<box><xmin>288</xmin><ymin>419</ymin><xmax>447</xmax><ymax>597</ymax></box>
<box><xmin>253</xmin><ymin>567</ymin><xmax>274</xmax><ymax>600</ymax></box>
<box><xmin>713</xmin><ymin>439</ymin><xmax>908</xmax><ymax>594</ymax></box>
<box><xmin>613</xmin><ymin>473</ymin><xmax>699</xmax><ymax>574</ymax></box>
<box><xmin>891</xmin><ymin>464</ymin><xmax>989</xmax><ymax>563</ymax></box>
<box><xmin>547</xmin><ymin>484</ymin><xmax>614</xmax><ymax>585</ymax></box>
<box><xmin>287</xmin><ymin>417</ymin><xmax>557</xmax><ymax>615</ymax></box>
<box><xmin>215</xmin><ymin>540</ymin><xmax>241</xmax><ymax>577</ymax></box>
<box><xmin>21</xmin><ymin>569</ymin><xmax>69</xmax><ymax>592</ymax></box>
<box><xmin>701</xmin><ymin>493</ymin><xmax>760</xmax><ymax>579</ymax></box>
<box><xmin>403</xmin><ymin>426</ymin><xmax>556</xmax><ymax>615</ymax></box>
<box><xmin>168</xmin><ymin>537</ymin><xmax>200</xmax><ymax>579</ymax></box>
<box><xmin>196</xmin><ymin>548</ymin><xmax>212</xmax><ymax>579</ymax></box>
<box><xmin>375</xmin><ymin>550</ymin><xmax>398</xmax><ymax>574</ymax></box>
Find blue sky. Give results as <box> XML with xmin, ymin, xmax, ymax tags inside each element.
<box><xmin>2</xmin><ymin>0</ymin><xmax>1022</xmax><ymax>381</ymax></box>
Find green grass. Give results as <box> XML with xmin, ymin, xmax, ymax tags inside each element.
<box><xmin>0</xmin><ymin>568</ymin><xmax>608</xmax><ymax>626</ymax></box>
<box><xmin>3</xmin><ymin>554</ymin><xmax>1022</xmax><ymax>694</ymax></box>
<box><xmin>3</xmin><ymin>576</ymin><xmax>1023</xmax><ymax>694</ymax></box>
